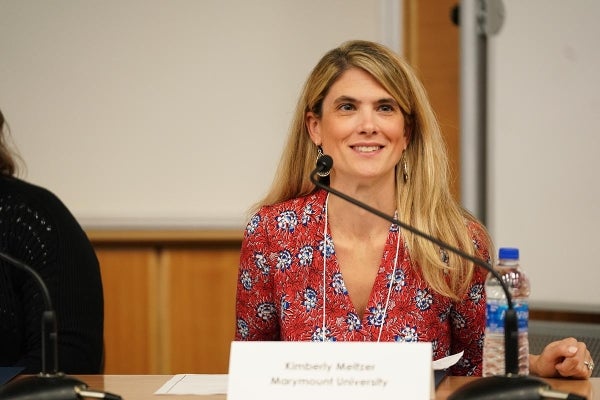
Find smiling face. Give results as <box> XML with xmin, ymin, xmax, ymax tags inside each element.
<box><xmin>306</xmin><ymin>67</ymin><xmax>409</xmax><ymax>188</ymax></box>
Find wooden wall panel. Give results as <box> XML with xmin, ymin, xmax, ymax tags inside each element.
<box><xmin>405</xmin><ymin>0</ymin><xmax>461</xmax><ymax>199</ymax></box>
<box><xmin>162</xmin><ymin>248</ymin><xmax>240</xmax><ymax>374</ymax></box>
<box><xmin>96</xmin><ymin>247</ymin><xmax>160</xmax><ymax>373</ymax></box>
<box><xmin>93</xmin><ymin>231</ymin><xmax>243</xmax><ymax>375</ymax></box>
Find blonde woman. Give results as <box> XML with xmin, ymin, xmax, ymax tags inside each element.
<box><xmin>235</xmin><ymin>40</ymin><xmax>592</xmax><ymax>378</ymax></box>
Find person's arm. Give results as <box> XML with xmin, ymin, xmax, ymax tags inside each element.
<box><xmin>17</xmin><ymin>188</ymin><xmax>104</xmax><ymax>374</ymax></box>
<box><xmin>52</xmin><ymin>208</ymin><xmax>104</xmax><ymax>374</ymax></box>
<box><xmin>529</xmin><ymin>337</ymin><xmax>593</xmax><ymax>379</ymax></box>
<box><xmin>235</xmin><ymin>212</ymin><xmax>280</xmax><ymax>341</ymax></box>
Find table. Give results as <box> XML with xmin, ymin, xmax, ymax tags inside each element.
<box><xmin>65</xmin><ymin>375</ymin><xmax>599</xmax><ymax>399</ymax></box>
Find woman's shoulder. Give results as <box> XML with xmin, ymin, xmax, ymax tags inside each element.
<box><xmin>464</xmin><ymin>215</ymin><xmax>493</xmax><ymax>262</ymax></box>
<box><xmin>244</xmin><ymin>190</ymin><xmax>327</xmax><ymax>236</ymax></box>
<box><xmin>255</xmin><ymin>189</ymin><xmax>326</xmax><ymax>218</ymax></box>
<box><xmin>1</xmin><ymin>175</ymin><xmax>71</xmax><ymax>216</ymax></box>
<box><xmin>466</xmin><ymin>217</ymin><xmax>487</xmax><ymax>236</ymax></box>
<box><xmin>0</xmin><ymin>175</ymin><xmax>85</xmax><ymax>241</ymax></box>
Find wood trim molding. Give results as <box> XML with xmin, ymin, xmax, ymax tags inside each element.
<box><xmin>403</xmin><ymin>0</ymin><xmax>419</xmax><ymax>64</ymax></box>
<box><xmin>87</xmin><ymin>229</ymin><xmax>244</xmax><ymax>246</ymax></box>
<box><xmin>402</xmin><ymin>0</ymin><xmax>461</xmax><ymax>199</ymax></box>
<box><xmin>530</xmin><ymin>310</ymin><xmax>600</xmax><ymax>324</ymax></box>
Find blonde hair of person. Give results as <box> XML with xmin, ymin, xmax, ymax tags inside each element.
<box><xmin>254</xmin><ymin>40</ymin><xmax>491</xmax><ymax>301</ymax></box>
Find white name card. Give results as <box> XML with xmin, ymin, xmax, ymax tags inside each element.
<box><xmin>227</xmin><ymin>341</ymin><xmax>433</xmax><ymax>400</ymax></box>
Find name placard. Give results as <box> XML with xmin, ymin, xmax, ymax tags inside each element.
<box><xmin>227</xmin><ymin>341</ymin><xmax>432</xmax><ymax>400</ymax></box>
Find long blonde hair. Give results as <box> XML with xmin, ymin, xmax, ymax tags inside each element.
<box><xmin>255</xmin><ymin>40</ymin><xmax>491</xmax><ymax>300</ymax></box>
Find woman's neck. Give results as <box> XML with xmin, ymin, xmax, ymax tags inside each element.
<box><xmin>326</xmin><ymin>179</ymin><xmax>396</xmax><ymax>240</ymax></box>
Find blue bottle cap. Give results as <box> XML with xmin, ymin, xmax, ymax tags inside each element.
<box><xmin>498</xmin><ymin>247</ymin><xmax>519</xmax><ymax>259</ymax></box>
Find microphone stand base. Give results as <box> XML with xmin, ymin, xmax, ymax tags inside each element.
<box><xmin>0</xmin><ymin>373</ymin><xmax>86</xmax><ymax>400</ymax></box>
<box><xmin>448</xmin><ymin>374</ymin><xmax>549</xmax><ymax>400</ymax></box>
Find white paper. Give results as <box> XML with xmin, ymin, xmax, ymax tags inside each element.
<box><xmin>432</xmin><ymin>351</ymin><xmax>464</xmax><ymax>370</ymax></box>
<box><xmin>154</xmin><ymin>374</ymin><xmax>228</xmax><ymax>395</ymax></box>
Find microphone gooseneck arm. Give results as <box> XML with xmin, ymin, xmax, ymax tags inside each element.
<box><xmin>310</xmin><ymin>156</ymin><xmax>581</xmax><ymax>400</ymax></box>
<box><xmin>310</xmin><ymin>155</ymin><xmax>521</xmax><ymax>374</ymax></box>
<box><xmin>0</xmin><ymin>251</ymin><xmax>58</xmax><ymax>375</ymax></box>
<box><xmin>0</xmin><ymin>251</ymin><xmax>122</xmax><ymax>400</ymax></box>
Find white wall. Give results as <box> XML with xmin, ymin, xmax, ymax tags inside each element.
<box><xmin>487</xmin><ymin>0</ymin><xmax>600</xmax><ymax>310</ymax></box>
<box><xmin>0</xmin><ymin>0</ymin><xmax>401</xmax><ymax>229</ymax></box>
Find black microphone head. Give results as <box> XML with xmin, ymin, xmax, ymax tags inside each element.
<box><xmin>316</xmin><ymin>154</ymin><xmax>333</xmax><ymax>174</ymax></box>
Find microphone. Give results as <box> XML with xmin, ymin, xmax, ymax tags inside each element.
<box><xmin>0</xmin><ymin>251</ymin><xmax>122</xmax><ymax>400</ymax></box>
<box><xmin>310</xmin><ymin>155</ymin><xmax>567</xmax><ymax>400</ymax></box>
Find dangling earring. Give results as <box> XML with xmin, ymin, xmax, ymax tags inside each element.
<box><xmin>316</xmin><ymin>146</ymin><xmax>330</xmax><ymax>177</ymax></box>
<box><xmin>401</xmin><ymin>150</ymin><xmax>409</xmax><ymax>183</ymax></box>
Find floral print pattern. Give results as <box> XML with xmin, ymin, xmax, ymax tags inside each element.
<box><xmin>235</xmin><ymin>189</ymin><xmax>489</xmax><ymax>376</ymax></box>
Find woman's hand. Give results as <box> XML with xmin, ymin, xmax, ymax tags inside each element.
<box><xmin>529</xmin><ymin>337</ymin><xmax>594</xmax><ymax>379</ymax></box>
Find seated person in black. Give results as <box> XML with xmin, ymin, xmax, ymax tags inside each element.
<box><xmin>0</xmin><ymin>108</ymin><xmax>104</xmax><ymax>373</ymax></box>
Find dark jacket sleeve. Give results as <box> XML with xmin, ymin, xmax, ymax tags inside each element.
<box><xmin>5</xmin><ymin>181</ymin><xmax>104</xmax><ymax>374</ymax></box>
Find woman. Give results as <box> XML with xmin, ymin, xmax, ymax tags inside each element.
<box><xmin>0</xmin><ymin>108</ymin><xmax>104</xmax><ymax>373</ymax></box>
<box><xmin>235</xmin><ymin>40</ymin><xmax>593</xmax><ymax>378</ymax></box>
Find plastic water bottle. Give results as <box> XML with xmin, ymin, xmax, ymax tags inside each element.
<box><xmin>482</xmin><ymin>247</ymin><xmax>530</xmax><ymax>376</ymax></box>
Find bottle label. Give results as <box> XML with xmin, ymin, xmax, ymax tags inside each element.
<box><xmin>486</xmin><ymin>301</ymin><xmax>529</xmax><ymax>333</ymax></box>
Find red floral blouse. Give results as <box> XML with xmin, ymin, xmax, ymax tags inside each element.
<box><xmin>235</xmin><ymin>189</ymin><xmax>489</xmax><ymax>376</ymax></box>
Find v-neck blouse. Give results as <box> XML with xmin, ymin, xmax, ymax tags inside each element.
<box><xmin>235</xmin><ymin>189</ymin><xmax>489</xmax><ymax>376</ymax></box>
